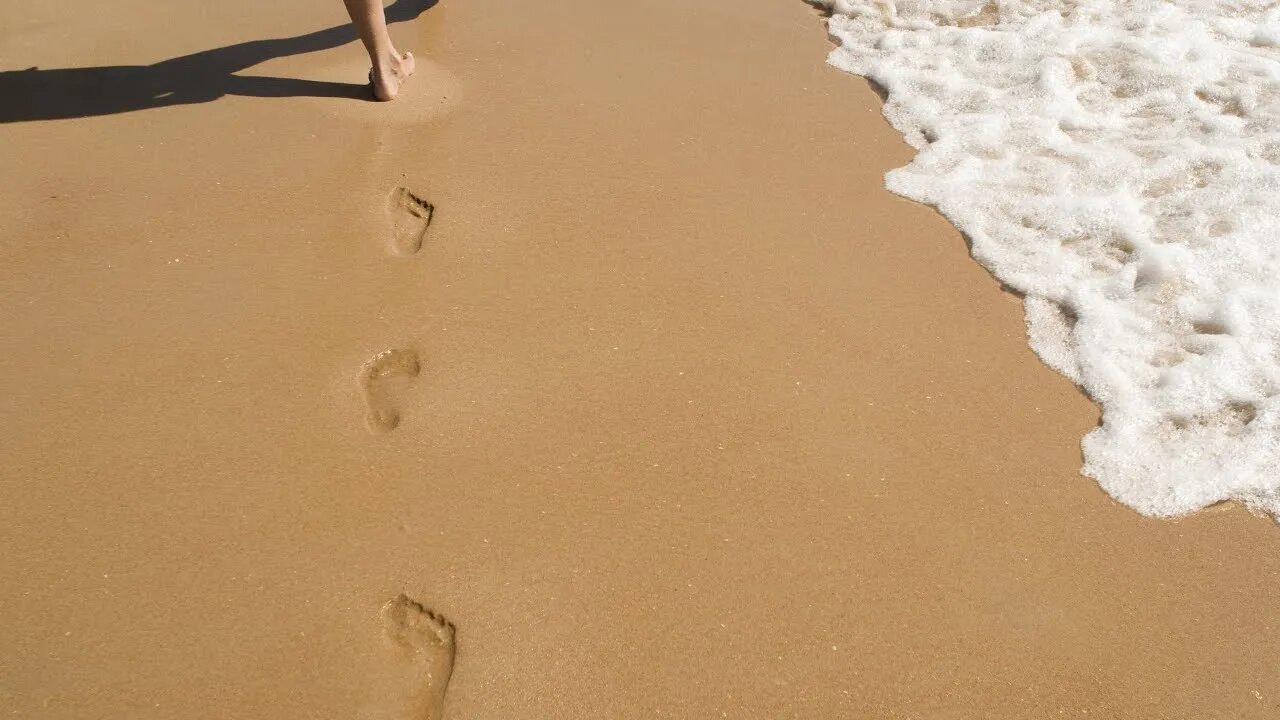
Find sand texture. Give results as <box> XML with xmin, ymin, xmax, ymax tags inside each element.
<box><xmin>2</xmin><ymin>1</ymin><xmax>1278</xmax><ymax>718</ymax></box>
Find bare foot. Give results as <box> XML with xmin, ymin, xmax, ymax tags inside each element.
<box><xmin>372</xmin><ymin>50</ymin><xmax>416</xmax><ymax>102</ymax></box>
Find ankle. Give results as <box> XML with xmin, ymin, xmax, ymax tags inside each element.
<box><xmin>374</xmin><ymin>49</ymin><xmax>404</xmax><ymax>74</ymax></box>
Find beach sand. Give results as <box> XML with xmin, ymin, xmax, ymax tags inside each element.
<box><xmin>2</xmin><ymin>0</ymin><xmax>1278</xmax><ymax>717</ymax></box>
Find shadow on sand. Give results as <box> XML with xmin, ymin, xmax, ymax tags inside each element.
<box><xmin>0</xmin><ymin>0</ymin><xmax>436</xmax><ymax>124</ymax></box>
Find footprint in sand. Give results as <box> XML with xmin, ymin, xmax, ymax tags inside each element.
<box><xmin>373</xmin><ymin>594</ymin><xmax>456</xmax><ymax>720</ymax></box>
<box><xmin>359</xmin><ymin>349</ymin><xmax>420</xmax><ymax>433</ymax></box>
<box><xmin>389</xmin><ymin>187</ymin><xmax>434</xmax><ymax>256</ymax></box>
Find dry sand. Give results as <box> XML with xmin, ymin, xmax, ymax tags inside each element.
<box><xmin>3</xmin><ymin>0</ymin><xmax>1279</xmax><ymax>717</ymax></box>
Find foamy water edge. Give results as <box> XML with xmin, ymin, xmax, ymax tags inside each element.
<box><xmin>815</xmin><ymin>0</ymin><xmax>1280</xmax><ymax>518</ymax></box>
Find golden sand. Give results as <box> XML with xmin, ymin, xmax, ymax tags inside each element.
<box><xmin>3</xmin><ymin>1</ymin><xmax>1278</xmax><ymax>717</ymax></box>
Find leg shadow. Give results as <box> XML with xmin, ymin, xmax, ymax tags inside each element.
<box><xmin>0</xmin><ymin>0</ymin><xmax>437</xmax><ymax>123</ymax></box>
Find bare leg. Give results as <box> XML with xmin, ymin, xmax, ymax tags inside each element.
<box><xmin>343</xmin><ymin>0</ymin><xmax>416</xmax><ymax>101</ymax></box>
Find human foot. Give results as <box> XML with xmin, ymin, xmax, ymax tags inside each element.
<box><xmin>372</xmin><ymin>50</ymin><xmax>416</xmax><ymax>101</ymax></box>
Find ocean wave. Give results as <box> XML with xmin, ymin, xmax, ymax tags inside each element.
<box><xmin>815</xmin><ymin>0</ymin><xmax>1280</xmax><ymax>517</ymax></box>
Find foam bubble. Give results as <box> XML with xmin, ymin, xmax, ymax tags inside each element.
<box><xmin>814</xmin><ymin>0</ymin><xmax>1280</xmax><ymax>517</ymax></box>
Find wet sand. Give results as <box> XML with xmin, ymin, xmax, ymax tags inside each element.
<box><xmin>3</xmin><ymin>0</ymin><xmax>1279</xmax><ymax>718</ymax></box>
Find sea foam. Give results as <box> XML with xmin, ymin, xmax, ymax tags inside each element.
<box><xmin>814</xmin><ymin>0</ymin><xmax>1280</xmax><ymax>517</ymax></box>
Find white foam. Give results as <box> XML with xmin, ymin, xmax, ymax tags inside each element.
<box><xmin>815</xmin><ymin>0</ymin><xmax>1280</xmax><ymax>517</ymax></box>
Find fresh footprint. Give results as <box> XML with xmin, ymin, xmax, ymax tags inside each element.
<box><xmin>359</xmin><ymin>349</ymin><xmax>420</xmax><ymax>433</ymax></box>
<box><xmin>373</xmin><ymin>594</ymin><xmax>456</xmax><ymax>720</ymax></box>
<box><xmin>389</xmin><ymin>187</ymin><xmax>434</xmax><ymax>256</ymax></box>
